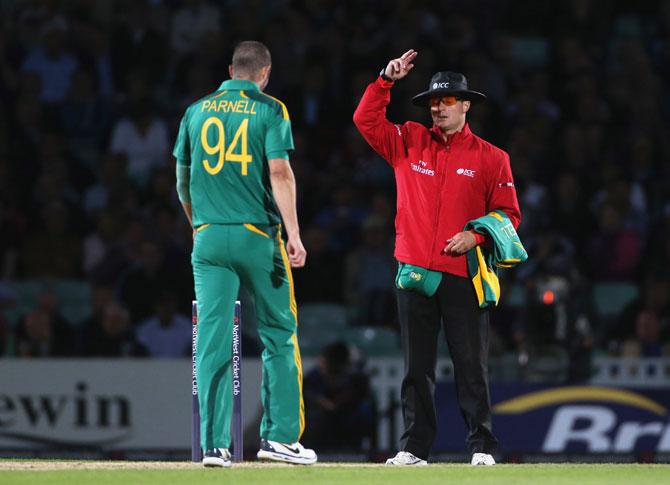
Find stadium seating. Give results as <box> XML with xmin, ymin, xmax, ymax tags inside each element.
<box><xmin>298</xmin><ymin>303</ymin><xmax>349</xmax><ymax>330</ymax></box>
<box><xmin>53</xmin><ymin>280</ymin><xmax>92</xmax><ymax>326</ymax></box>
<box><xmin>592</xmin><ymin>282</ymin><xmax>639</xmax><ymax>320</ymax></box>
<box><xmin>347</xmin><ymin>326</ymin><xmax>400</xmax><ymax>357</ymax></box>
<box><xmin>1</xmin><ymin>279</ymin><xmax>92</xmax><ymax>327</ymax></box>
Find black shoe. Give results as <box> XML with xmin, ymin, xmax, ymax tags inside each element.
<box><xmin>203</xmin><ymin>448</ymin><xmax>232</xmax><ymax>467</ymax></box>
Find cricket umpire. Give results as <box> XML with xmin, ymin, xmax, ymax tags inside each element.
<box><xmin>353</xmin><ymin>49</ymin><xmax>521</xmax><ymax>466</ymax></box>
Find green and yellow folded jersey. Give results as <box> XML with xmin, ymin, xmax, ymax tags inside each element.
<box><xmin>465</xmin><ymin>210</ymin><xmax>528</xmax><ymax>308</ymax></box>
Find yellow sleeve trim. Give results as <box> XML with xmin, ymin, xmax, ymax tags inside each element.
<box><xmin>261</xmin><ymin>93</ymin><xmax>290</xmax><ymax>120</ymax></box>
<box><xmin>243</xmin><ymin>223</ymin><xmax>270</xmax><ymax>238</ymax></box>
<box><xmin>212</xmin><ymin>90</ymin><xmax>228</xmax><ymax>99</ymax></box>
<box><xmin>195</xmin><ymin>224</ymin><xmax>210</xmax><ymax>233</ymax></box>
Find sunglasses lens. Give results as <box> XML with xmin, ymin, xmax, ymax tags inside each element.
<box><xmin>430</xmin><ymin>96</ymin><xmax>459</xmax><ymax>107</ymax></box>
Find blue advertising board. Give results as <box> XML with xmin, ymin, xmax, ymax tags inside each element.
<box><xmin>434</xmin><ymin>383</ymin><xmax>670</xmax><ymax>453</ymax></box>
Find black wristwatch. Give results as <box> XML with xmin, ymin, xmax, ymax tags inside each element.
<box><xmin>379</xmin><ymin>68</ymin><xmax>394</xmax><ymax>82</ymax></box>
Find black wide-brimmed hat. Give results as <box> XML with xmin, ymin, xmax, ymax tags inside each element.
<box><xmin>411</xmin><ymin>71</ymin><xmax>486</xmax><ymax>106</ymax></box>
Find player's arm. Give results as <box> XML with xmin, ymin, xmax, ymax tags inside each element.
<box><xmin>269</xmin><ymin>158</ymin><xmax>306</xmax><ymax>268</ymax></box>
<box><xmin>181</xmin><ymin>204</ymin><xmax>193</xmax><ymax>227</ymax></box>
<box><xmin>173</xmin><ymin>112</ymin><xmax>194</xmax><ymax>231</ymax></box>
<box><xmin>265</xmin><ymin>99</ymin><xmax>305</xmax><ymax>267</ymax></box>
<box><xmin>176</xmin><ymin>160</ymin><xmax>192</xmax><ymax>228</ymax></box>
<box><xmin>176</xmin><ymin>165</ymin><xmax>193</xmax><ymax>233</ymax></box>
<box><xmin>352</xmin><ymin>49</ymin><xmax>417</xmax><ymax>164</ymax></box>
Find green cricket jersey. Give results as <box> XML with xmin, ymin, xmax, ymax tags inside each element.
<box><xmin>173</xmin><ymin>79</ymin><xmax>294</xmax><ymax>227</ymax></box>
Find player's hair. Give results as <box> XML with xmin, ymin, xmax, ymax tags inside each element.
<box><xmin>232</xmin><ymin>41</ymin><xmax>272</xmax><ymax>77</ymax></box>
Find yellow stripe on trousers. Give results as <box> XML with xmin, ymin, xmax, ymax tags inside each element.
<box><xmin>243</xmin><ymin>223</ymin><xmax>270</xmax><ymax>238</ymax></box>
<box><xmin>277</xmin><ymin>229</ymin><xmax>305</xmax><ymax>438</ymax></box>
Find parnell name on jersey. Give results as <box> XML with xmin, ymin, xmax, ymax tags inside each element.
<box><xmin>201</xmin><ymin>99</ymin><xmax>257</xmax><ymax>115</ymax></box>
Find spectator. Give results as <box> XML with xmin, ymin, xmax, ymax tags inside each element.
<box><xmin>0</xmin><ymin>283</ymin><xmax>16</xmax><ymax>355</ymax></box>
<box><xmin>170</xmin><ymin>0</ymin><xmax>221</xmax><ymax>57</ymax></box>
<box><xmin>110</xmin><ymin>2</ymin><xmax>167</xmax><ymax>86</ymax></box>
<box><xmin>83</xmin><ymin>154</ymin><xmax>135</xmax><ymax>215</ymax></box>
<box><xmin>314</xmin><ymin>186</ymin><xmax>368</xmax><ymax>252</ymax></box>
<box><xmin>83</xmin><ymin>210</ymin><xmax>122</xmax><ymax>276</ymax></box>
<box><xmin>0</xmin><ymin>192</ymin><xmax>26</xmax><ymax>280</ymax></box>
<box><xmin>22</xmin><ymin>202</ymin><xmax>82</xmax><ymax>279</ymax></box>
<box><xmin>610</xmin><ymin>274</ymin><xmax>670</xmax><ymax>353</ymax></box>
<box><xmin>135</xmin><ymin>292</ymin><xmax>191</xmax><ymax>358</ymax></box>
<box><xmin>119</xmin><ymin>238</ymin><xmax>174</xmax><ymax>323</ymax></box>
<box><xmin>621</xmin><ymin>311</ymin><xmax>665</xmax><ymax>357</ymax></box>
<box><xmin>79</xmin><ymin>300</ymin><xmax>146</xmax><ymax>357</ymax></box>
<box><xmin>344</xmin><ymin>216</ymin><xmax>396</xmax><ymax>328</ymax></box>
<box><xmin>550</xmin><ymin>171</ymin><xmax>592</xmax><ymax>245</ymax></box>
<box><xmin>15</xmin><ymin>289</ymin><xmax>74</xmax><ymax>357</ymax></box>
<box><xmin>302</xmin><ymin>341</ymin><xmax>376</xmax><ymax>451</ymax></box>
<box><xmin>20</xmin><ymin>17</ymin><xmax>79</xmax><ymax>104</ymax></box>
<box><xmin>60</xmin><ymin>68</ymin><xmax>112</xmax><ymax>164</ymax></box>
<box><xmin>585</xmin><ymin>202</ymin><xmax>642</xmax><ymax>281</ymax></box>
<box><xmin>293</xmin><ymin>226</ymin><xmax>344</xmax><ymax>303</ymax></box>
<box><xmin>109</xmin><ymin>98</ymin><xmax>169</xmax><ymax>187</ymax></box>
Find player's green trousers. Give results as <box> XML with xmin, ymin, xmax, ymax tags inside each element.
<box><xmin>192</xmin><ymin>223</ymin><xmax>304</xmax><ymax>450</ymax></box>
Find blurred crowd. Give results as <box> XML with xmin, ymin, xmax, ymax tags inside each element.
<box><xmin>0</xmin><ymin>0</ymin><xmax>669</xmax><ymax>375</ymax></box>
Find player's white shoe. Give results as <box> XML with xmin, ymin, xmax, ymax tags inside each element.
<box><xmin>203</xmin><ymin>448</ymin><xmax>232</xmax><ymax>467</ymax></box>
<box><xmin>471</xmin><ymin>452</ymin><xmax>496</xmax><ymax>466</ymax></box>
<box><xmin>257</xmin><ymin>438</ymin><xmax>317</xmax><ymax>465</ymax></box>
<box><xmin>385</xmin><ymin>451</ymin><xmax>428</xmax><ymax>465</ymax></box>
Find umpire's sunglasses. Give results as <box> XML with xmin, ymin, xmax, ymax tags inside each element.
<box><xmin>430</xmin><ymin>96</ymin><xmax>461</xmax><ymax>107</ymax></box>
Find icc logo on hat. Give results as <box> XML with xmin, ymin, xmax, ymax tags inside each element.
<box><xmin>413</xmin><ymin>72</ymin><xmax>486</xmax><ymax>106</ymax></box>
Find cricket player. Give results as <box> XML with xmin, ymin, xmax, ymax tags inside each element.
<box><xmin>173</xmin><ymin>41</ymin><xmax>317</xmax><ymax>467</ymax></box>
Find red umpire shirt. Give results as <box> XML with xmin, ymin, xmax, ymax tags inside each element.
<box><xmin>353</xmin><ymin>77</ymin><xmax>521</xmax><ymax>278</ymax></box>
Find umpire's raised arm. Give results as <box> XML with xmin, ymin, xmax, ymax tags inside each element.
<box><xmin>352</xmin><ymin>49</ymin><xmax>417</xmax><ymax>165</ymax></box>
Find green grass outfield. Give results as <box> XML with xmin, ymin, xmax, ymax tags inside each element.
<box><xmin>1</xmin><ymin>462</ymin><xmax>669</xmax><ymax>485</ymax></box>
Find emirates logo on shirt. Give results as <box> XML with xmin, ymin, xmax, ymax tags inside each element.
<box><xmin>411</xmin><ymin>160</ymin><xmax>435</xmax><ymax>176</ymax></box>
